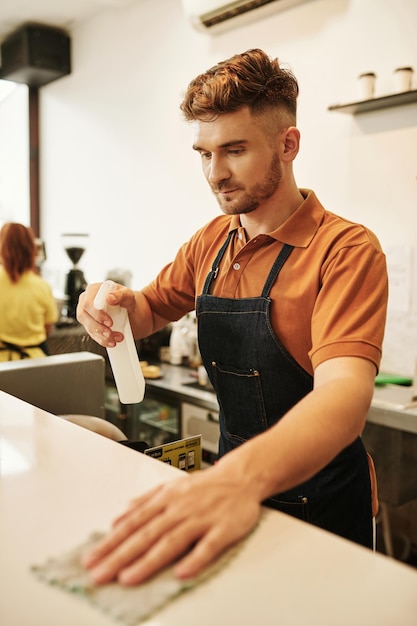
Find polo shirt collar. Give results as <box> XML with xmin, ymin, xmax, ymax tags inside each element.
<box><xmin>228</xmin><ymin>189</ymin><xmax>324</xmax><ymax>248</ymax></box>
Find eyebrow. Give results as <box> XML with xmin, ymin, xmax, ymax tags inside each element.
<box><xmin>192</xmin><ymin>139</ymin><xmax>249</xmax><ymax>152</ymax></box>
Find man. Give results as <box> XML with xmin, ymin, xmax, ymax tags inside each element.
<box><xmin>77</xmin><ymin>49</ymin><xmax>388</xmax><ymax>586</ymax></box>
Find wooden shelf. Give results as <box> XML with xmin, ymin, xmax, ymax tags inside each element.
<box><xmin>328</xmin><ymin>89</ymin><xmax>417</xmax><ymax>115</ymax></box>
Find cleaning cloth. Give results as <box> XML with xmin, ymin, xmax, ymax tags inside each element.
<box><xmin>31</xmin><ymin>530</ymin><xmax>244</xmax><ymax>625</ymax></box>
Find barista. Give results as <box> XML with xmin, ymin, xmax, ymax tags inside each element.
<box><xmin>77</xmin><ymin>49</ymin><xmax>388</xmax><ymax>586</ymax></box>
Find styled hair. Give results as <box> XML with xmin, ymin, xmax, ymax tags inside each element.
<box><xmin>180</xmin><ymin>48</ymin><xmax>299</xmax><ymax>124</ymax></box>
<box><xmin>0</xmin><ymin>222</ymin><xmax>37</xmax><ymax>283</ymax></box>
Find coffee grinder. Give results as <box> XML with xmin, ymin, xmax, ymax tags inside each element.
<box><xmin>62</xmin><ymin>233</ymin><xmax>89</xmax><ymax>321</ymax></box>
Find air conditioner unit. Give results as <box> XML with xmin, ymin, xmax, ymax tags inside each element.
<box><xmin>182</xmin><ymin>0</ymin><xmax>311</xmax><ymax>34</ymax></box>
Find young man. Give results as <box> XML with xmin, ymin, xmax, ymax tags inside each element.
<box><xmin>77</xmin><ymin>49</ymin><xmax>388</xmax><ymax>586</ymax></box>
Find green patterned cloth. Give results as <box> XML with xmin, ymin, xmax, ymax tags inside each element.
<box><xmin>31</xmin><ymin>530</ymin><xmax>243</xmax><ymax>625</ymax></box>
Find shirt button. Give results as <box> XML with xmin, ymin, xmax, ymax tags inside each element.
<box><xmin>233</xmin><ymin>263</ymin><xmax>240</xmax><ymax>270</ymax></box>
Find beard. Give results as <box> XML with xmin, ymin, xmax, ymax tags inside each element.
<box><xmin>212</xmin><ymin>152</ymin><xmax>282</xmax><ymax>216</ymax></box>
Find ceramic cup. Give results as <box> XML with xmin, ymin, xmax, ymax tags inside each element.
<box><xmin>358</xmin><ymin>72</ymin><xmax>376</xmax><ymax>100</ymax></box>
<box><xmin>394</xmin><ymin>67</ymin><xmax>414</xmax><ymax>92</ymax></box>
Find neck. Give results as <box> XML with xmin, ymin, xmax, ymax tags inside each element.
<box><xmin>241</xmin><ymin>183</ymin><xmax>304</xmax><ymax>239</ymax></box>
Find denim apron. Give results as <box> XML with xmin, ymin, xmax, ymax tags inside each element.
<box><xmin>196</xmin><ymin>231</ymin><xmax>372</xmax><ymax>548</ymax></box>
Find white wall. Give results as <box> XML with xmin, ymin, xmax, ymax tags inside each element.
<box><xmin>0</xmin><ymin>82</ymin><xmax>29</xmax><ymax>225</ymax></box>
<box><xmin>36</xmin><ymin>0</ymin><xmax>417</xmax><ymax>374</ymax></box>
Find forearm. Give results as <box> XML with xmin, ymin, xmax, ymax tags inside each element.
<box><xmin>76</xmin><ymin>284</ymin><xmax>170</xmax><ymax>346</ymax></box>
<box><xmin>129</xmin><ymin>291</ymin><xmax>171</xmax><ymax>339</ymax></box>
<box><xmin>216</xmin><ymin>358</ymin><xmax>375</xmax><ymax>504</ymax></box>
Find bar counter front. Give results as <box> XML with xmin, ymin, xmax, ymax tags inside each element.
<box><xmin>1</xmin><ymin>390</ymin><xmax>416</xmax><ymax>626</ymax></box>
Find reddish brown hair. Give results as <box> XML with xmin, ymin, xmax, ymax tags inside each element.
<box><xmin>180</xmin><ymin>48</ymin><xmax>299</xmax><ymax>124</ymax></box>
<box><xmin>0</xmin><ymin>222</ymin><xmax>37</xmax><ymax>283</ymax></box>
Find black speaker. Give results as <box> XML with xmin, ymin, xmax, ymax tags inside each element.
<box><xmin>0</xmin><ymin>24</ymin><xmax>71</xmax><ymax>87</ymax></box>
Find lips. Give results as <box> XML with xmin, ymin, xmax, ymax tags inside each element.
<box><xmin>216</xmin><ymin>187</ymin><xmax>240</xmax><ymax>196</ymax></box>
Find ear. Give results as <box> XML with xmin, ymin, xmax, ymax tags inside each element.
<box><xmin>281</xmin><ymin>126</ymin><xmax>300</xmax><ymax>162</ymax></box>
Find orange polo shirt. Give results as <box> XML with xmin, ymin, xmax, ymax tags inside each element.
<box><xmin>142</xmin><ymin>189</ymin><xmax>388</xmax><ymax>375</ymax></box>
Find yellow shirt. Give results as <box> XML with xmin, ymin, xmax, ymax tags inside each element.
<box><xmin>142</xmin><ymin>189</ymin><xmax>388</xmax><ymax>375</ymax></box>
<box><xmin>0</xmin><ymin>268</ymin><xmax>58</xmax><ymax>361</ymax></box>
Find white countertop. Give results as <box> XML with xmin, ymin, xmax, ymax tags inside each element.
<box><xmin>368</xmin><ymin>385</ymin><xmax>417</xmax><ymax>434</ymax></box>
<box><xmin>1</xmin><ymin>390</ymin><xmax>417</xmax><ymax>626</ymax></box>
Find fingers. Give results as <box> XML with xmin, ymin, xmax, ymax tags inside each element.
<box><xmin>174</xmin><ymin>503</ymin><xmax>260</xmax><ymax>580</ymax></box>
<box><xmin>83</xmin><ymin>487</ymin><xmax>164</xmax><ymax>571</ymax></box>
<box><xmin>88</xmin><ymin>508</ymin><xmax>255</xmax><ymax>587</ymax></box>
<box><xmin>92</xmin><ymin>323</ymin><xmax>123</xmax><ymax>348</ymax></box>
<box><xmin>76</xmin><ymin>284</ymin><xmax>107</xmax><ymax>327</ymax></box>
<box><xmin>85</xmin><ymin>497</ymin><xmax>190</xmax><ymax>585</ymax></box>
<box><xmin>174</xmin><ymin>526</ymin><xmax>234</xmax><ymax>580</ymax></box>
<box><xmin>87</xmin><ymin>522</ymin><xmax>167</xmax><ymax>585</ymax></box>
<box><xmin>82</xmin><ymin>472</ymin><xmax>262</xmax><ymax>587</ymax></box>
<box><xmin>104</xmin><ymin>519</ymin><xmax>197</xmax><ymax>586</ymax></box>
<box><xmin>76</xmin><ymin>283</ymin><xmax>125</xmax><ymax>346</ymax></box>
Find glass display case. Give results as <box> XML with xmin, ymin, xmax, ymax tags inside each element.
<box><xmin>105</xmin><ymin>384</ymin><xmax>181</xmax><ymax>448</ymax></box>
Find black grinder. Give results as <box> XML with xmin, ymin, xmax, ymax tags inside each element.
<box><xmin>62</xmin><ymin>233</ymin><xmax>88</xmax><ymax>320</ymax></box>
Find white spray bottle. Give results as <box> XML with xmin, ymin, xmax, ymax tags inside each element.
<box><xmin>93</xmin><ymin>280</ymin><xmax>145</xmax><ymax>404</ymax></box>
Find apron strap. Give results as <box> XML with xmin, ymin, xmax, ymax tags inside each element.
<box><xmin>0</xmin><ymin>341</ymin><xmax>46</xmax><ymax>360</ymax></box>
<box><xmin>261</xmin><ymin>244</ymin><xmax>294</xmax><ymax>298</ymax></box>
<box><xmin>201</xmin><ymin>230</ymin><xmax>235</xmax><ymax>295</ymax></box>
<box><xmin>202</xmin><ymin>232</ymin><xmax>294</xmax><ymax>298</ymax></box>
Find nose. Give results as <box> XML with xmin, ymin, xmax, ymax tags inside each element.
<box><xmin>206</xmin><ymin>155</ymin><xmax>230</xmax><ymax>185</ymax></box>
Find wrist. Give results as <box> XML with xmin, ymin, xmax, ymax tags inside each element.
<box><xmin>214</xmin><ymin>441</ymin><xmax>274</xmax><ymax>504</ymax></box>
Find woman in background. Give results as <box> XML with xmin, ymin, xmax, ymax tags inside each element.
<box><xmin>0</xmin><ymin>222</ymin><xmax>58</xmax><ymax>361</ymax></box>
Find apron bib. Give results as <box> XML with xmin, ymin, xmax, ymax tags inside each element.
<box><xmin>196</xmin><ymin>231</ymin><xmax>372</xmax><ymax>547</ymax></box>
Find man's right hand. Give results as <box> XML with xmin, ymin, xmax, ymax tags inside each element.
<box><xmin>76</xmin><ymin>282</ymin><xmax>136</xmax><ymax>347</ymax></box>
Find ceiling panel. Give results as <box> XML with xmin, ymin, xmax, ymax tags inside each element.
<box><xmin>0</xmin><ymin>0</ymin><xmax>137</xmax><ymax>46</ymax></box>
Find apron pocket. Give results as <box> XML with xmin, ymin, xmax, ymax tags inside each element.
<box><xmin>264</xmin><ymin>494</ymin><xmax>309</xmax><ymax>522</ymax></box>
<box><xmin>212</xmin><ymin>361</ymin><xmax>269</xmax><ymax>441</ymax></box>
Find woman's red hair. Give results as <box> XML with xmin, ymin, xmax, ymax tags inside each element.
<box><xmin>0</xmin><ymin>222</ymin><xmax>37</xmax><ymax>283</ymax></box>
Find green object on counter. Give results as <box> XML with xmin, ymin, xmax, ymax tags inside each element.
<box><xmin>375</xmin><ymin>372</ymin><xmax>413</xmax><ymax>387</ymax></box>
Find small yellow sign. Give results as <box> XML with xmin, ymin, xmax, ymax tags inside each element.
<box><xmin>145</xmin><ymin>435</ymin><xmax>202</xmax><ymax>472</ymax></box>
